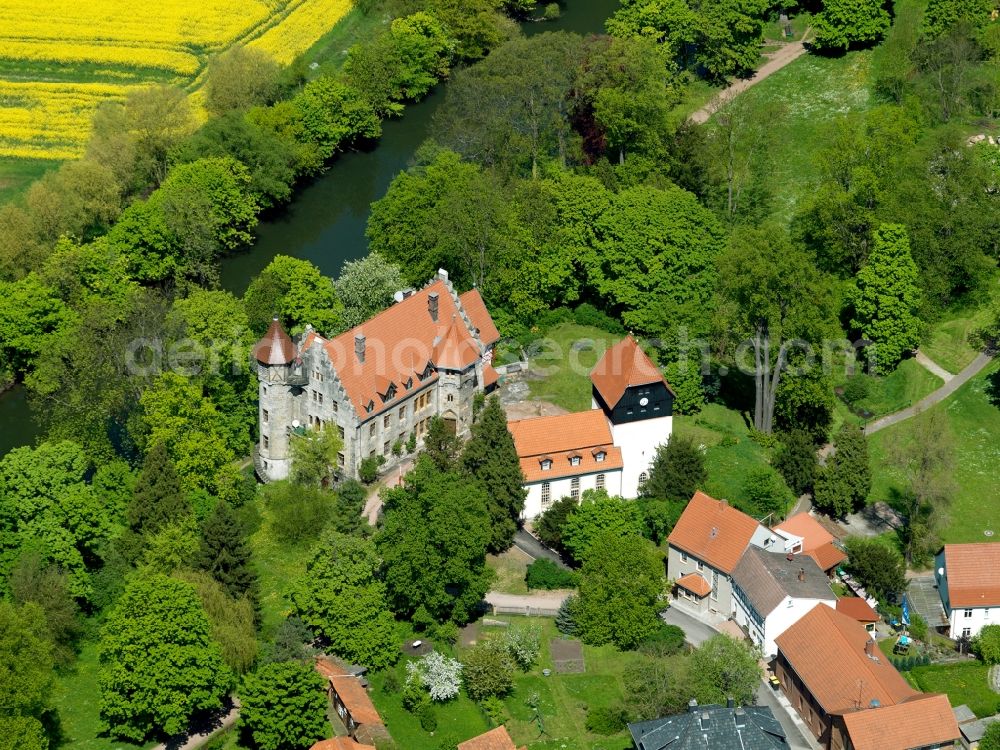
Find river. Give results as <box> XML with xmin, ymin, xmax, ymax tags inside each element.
<box><xmin>0</xmin><ymin>0</ymin><xmax>621</xmax><ymax>458</ymax></box>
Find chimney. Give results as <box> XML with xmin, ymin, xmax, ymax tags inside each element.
<box><xmin>786</xmin><ymin>553</ymin><xmax>795</xmax><ymax>562</ymax></box>
<box><xmin>700</xmin><ymin>712</ymin><xmax>711</xmax><ymax>731</ymax></box>
<box><xmin>428</xmin><ymin>292</ymin><xmax>439</xmax><ymax>322</ymax></box>
<box><xmin>864</xmin><ymin>638</ymin><xmax>876</xmax><ymax>658</ymax></box>
<box><xmin>798</xmin><ymin>568</ymin><xmax>806</xmax><ymax>582</ymax></box>
<box><xmin>437</xmin><ymin>268</ymin><xmax>449</xmax><ymax>281</ymax></box>
<box><xmin>688</xmin><ymin>698</ymin><xmax>698</xmax><ymax>714</ymax></box>
<box><xmin>354</xmin><ymin>333</ymin><xmax>366</xmax><ymax>363</ymax></box>
<box><xmin>726</xmin><ymin>697</ymin><xmax>735</xmax><ymax>709</ymax></box>
<box><xmin>734</xmin><ymin>708</ymin><xmax>746</xmax><ymax>728</ymax></box>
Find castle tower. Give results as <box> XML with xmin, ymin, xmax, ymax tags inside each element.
<box><xmin>253</xmin><ymin>318</ymin><xmax>302</xmax><ymax>481</ymax></box>
<box><xmin>590</xmin><ymin>335</ymin><xmax>675</xmax><ymax>497</ymax></box>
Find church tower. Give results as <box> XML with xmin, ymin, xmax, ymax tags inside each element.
<box><xmin>590</xmin><ymin>336</ymin><xmax>675</xmax><ymax>497</ymax></box>
<box><xmin>252</xmin><ymin>318</ymin><xmax>305</xmax><ymax>481</ymax></box>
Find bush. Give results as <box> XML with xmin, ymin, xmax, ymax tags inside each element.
<box><xmin>264</xmin><ymin>482</ymin><xmax>334</xmax><ymax>544</ymax></box>
<box><xmin>973</xmin><ymin>624</ymin><xmax>1000</xmax><ymax>664</ymax></box>
<box><xmin>480</xmin><ymin>695</ymin><xmax>507</xmax><ymax>726</ymax></box>
<box><xmin>418</xmin><ymin>702</ymin><xmax>437</xmax><ymax>732</ymax></box>
<box><xmin>383</xmin><ymin>671</ymin><xmax>401</xmax><ymax>694</ymax></box>
<box><xmin>402</xmin><ymin>677</ymin><xmax>429</xmax><ymax>712</ymax></box>
<box><xmin>525</xmin><ymin>559</ymin><xmax>576</xmax><ymax>590</ymax></box>
<box><xmin>585</xmin><ymin>705</ymin><xmax>629</xmax><ymax>735</ymax></box>
<box><xmin>639</xmin><ymin>623</ymin><xmax>687</xmax><ymax>657</ymax></box>
<box><xmin>843</xmin><ymin>373</ymin><xmax>872</xmax><ymax>405</ymax></box>
<box><xmin>359</xmin><ymin>455</ymin><xmax>385</xmax><ymax>484</ymax></box>
<box><xmin>909</xmin><ymin>613</ymin><xmax>928</xmax><ymax>642</ymax></box>
<box><xmin>537</xmin><ymin>307</ymin><xmax>574</xmax><ymax>329</ymax></box>
<box><xmin>463</xmin><ymin>639</ymin><xmax>515</xmax><ymax>701</ymax></box>
<box><xmin>502</xmin><ymin>623</ymin><xmax>541</xmax><ymax>670</ymax></box>
<box><xmin>572</xmin><ymin>303</ymin><xmax>624</xmax><ymax>333</ymax></box>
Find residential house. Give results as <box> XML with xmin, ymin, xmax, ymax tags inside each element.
<box><xmin>255</xmin><ymin>269</ymin><xmax>501</xmax><ymax>482</ymax></box>
<box><xmin>774</xmin><ymin>604</ymin><xmax>960</xmax><ymax>750</ymax></box>
<box><xmin>315</xmin><ymin>658</ymin><xmax>390</xmax><ymax>747</ymax></box>
<box><xmin>457</xmin><ymin>726</ymin><xmax>525</xmax><ymax>750</ymax></box>
<box><xmin>935</xmin><ymin>543</ymin><xmax>1000</xmax><ymax>640</ymax></box>
<box><xmin>731</xmin><ymin>547</ymin><xmax>837</xmax><ymax>656</ymax></box>
<box><xmin>510</xmin><ymin>335</ymin><xmax>674</xmax><ymax>517</ymax></box>
<box><xmin>627</xmin><ymin>699</ymin><xmax>788</xmax><ymax>749</ymax></box>
<box><xmin>310</xmin><ymin>739</ymin><xmax>375</xmax><ymax>750</ymax></box>
<box><xmin>666</xmin><ymin>491</ymin><xmax>773</xmax><ymax>615</ymax></box>
<box><xmin>836</xmin><ymin>597</ymin><xmax>879</xmax><ymax>633</ymax></box>
<box><xmin>773</xmin><ymin>512</ymin><xmax>848</xmax><ymax>576</ymax></box>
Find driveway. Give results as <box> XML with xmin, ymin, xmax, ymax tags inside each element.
<box><xmin>907</xmin><ymin>575</ymin><xmax>950</xmax><ymax>631</ymax></box>
<box><xmin>662</xmin><ymin>606</ymin><xmax>819</xmax><ymax>750</ymax></box>
<box><xmin>512</xmin><ymin>528</ymin><xmax>569</xmax><ymax>569</ymax></box>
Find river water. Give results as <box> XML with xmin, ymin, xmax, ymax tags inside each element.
<box><xmin>0</xmin><ymin>0</ymin><xmax>620</xmax><ymax>457</ymax></box>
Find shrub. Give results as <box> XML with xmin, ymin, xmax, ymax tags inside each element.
<box><xmin>264</xmin><ymin>482</ymin><xmax>334</xmax><ymax>544</ymax></box>
<box><xmin>543</xmin><ymin>2</ymin><xmax>560</xmax><ymax>20</ymax></box>
<box><xmin>418</xmin><ymin>701</ymin><xmax>437</xmax><ymax>731</ymax></box>
<box><xmin>585</xmin><ymin>705</ymin><xmax>629</xmax><ymax>735</ymax></box>
<box><xmin>480</xmin><ymin>695</ymin><xmax>507</xmax><ymax>726</ymax></box>
<box><xmin>359</xmin><ymin>455</ymin><xmax>385</xmax><ymax>484</ymax></box>
<box><xmin>639</xmin><ymin>623</ymin><xmax>687</xmax><ymax>657</ymax></box>
<box><xmin>973</xmin><ymin>624</ymin><xmax>1000</xmax><ymax>664</ymax></box>
<box><xmin>537</xmin><ymin>307</ymin><xmax>573</xmax><ymax>329</ymax></box>
<box><xmin>502</xmin><ymin>623</ymin><xmax>541</xmax><ymax>670</ymax></box>
<box><xmin>402</xmin><ymin>677</ymin><xmax>429</xmax><ymax>712</ymax></box>
<box><xmin>525</xmin><ymin>559</ymin><xmax>576</xmax><ymax>590</ymax></box>
<box><xmin>383</xmin><ymin>671</ymin><xmax>401</xmax><ymax>694</ymax></box>
<box><xmin>572</xmin><ymin>303</ymin><xmax>624</xmax><ymax>333</ymax></box>
<box><xmin>555</xmin><ymin>595</ymin><xmax>578</xmax><ymax>635</ymax></box>
<box><xmin>463</xmin><ymin>639</ymin><xmax>515</xmax><ymax>701</ymax></box>
<box><xmin>406</xmin><ymin>651</ymin><xmax>463</xmax><ymax>701</ymax></box>
<box><xmin>843</xmin><ymin>373</ymin><xmax>872</xmax><ymax>405</ymax></box>
<box><xmin>909</xmin><ymin>613</ymin><xmax>928</xmax><ymax>642</ymax></box>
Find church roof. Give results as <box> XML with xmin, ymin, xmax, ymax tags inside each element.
<box><xmin>253</xmin><ymin>318</ymin><xmax>295</xmax><ymax>365</ymax></box>
<box><xmin>590</xmin><ymin>335</ymin><xmax>673</xmax><ymax>408</ymax></box>
<box><xmin>508</xmin><ymin>410</ymin><xmax>622</xmax><ymax>482</ymax></box>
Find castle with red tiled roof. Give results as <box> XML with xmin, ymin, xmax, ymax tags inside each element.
<box><xmin>253</xmin><ymin>270</ymin><xmax>500</xmax><ymax>482</ymax></box>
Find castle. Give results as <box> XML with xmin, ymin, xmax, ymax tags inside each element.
<box><xmin>252</xmin><ymin>269</ymin><xmax>500</xmax><ymax>482</ymax></box>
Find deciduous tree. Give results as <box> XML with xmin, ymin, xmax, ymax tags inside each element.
<box><xmin>0</xmin><ymin>601</ymin><xmax>53</xmax><ymax>750</ymax></box>
<box><xmin>239</xmin><ymin>661</ymin><xmax>329</xmax><ymax>750</ymax></box>
<box><xmin>641</xmin><ymin>435</ymin><xmax>706</xmax><ymax>503</ymax></box>
<box><xmin>205</xmin><ymin>46</ymin><xmax>281</xmax><ymax>115</ymax></box>
<box><xmin>814</xmin><ymin>0</ymin><xmax>891</xmax><ymax>52</ymax></box>
<box><xmin>334</xmin><ymin>253</ymin><xmax>405</xmax><ymax>329</ymax></box>
<box><xmin>690</xmin><ymin>634</ymin><xmax>762</xmax><ymax>706</ymax></box>
<box><xmin>561</xmin><ymin>490</ymin><xmax>644</xmax><ymax>566</ymax></box>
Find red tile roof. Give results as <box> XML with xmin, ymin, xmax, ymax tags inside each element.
<box><xmin>509</xmin><ymin>411</ymin><xmax>622</xmax><ymax>482</ymax></box>
<box><xmin>808</xmin><ymin>541</ymin><xmax>848</xmax><ymax>572</ymax></box>
<box><xmin>775</xmin><ymin>605</ymin><xmax>916</xmax><ymax>714</ymax></box>
<box><xmin>328</xmin><ymin>674</ymin><xmax>382</xmax><ymax>726</ymax></box>
<box><xmin>310</xmin><ymin>739</ymin><xmax>375</xmax><ymax>750</ymax></box>
<box><xmin>775</xmin><ymin>513</ymin><xmax>847</xmax><ymax>572</ymax></box>
<box><xmin>459</xmin><ymin>289</ymin><xmax>500</xmax><ymax>348</ymax></box>
<box><xmin>302</xmin><ymin>278</ymin><xmax>494</xmax><ymax>420</ymax></box>
<box><xmin>840</xmin><ymin>694</ymin><xmax>960</xmax><ymax>750</ymax></box>
<box><xmin>667</xmin><ymin>491</ymin><xmax>761</xmax><ymax>574</ymax></box>
<box><xmin>253</xmin><ymin>318</ymin><xmax>295</xmax><ymax>365</ymax></box>
<box><xmin>483</xmin><ymin>364</ymin><xmax>500</xmax><ymax>389</ymax></box>
<box><xmin>457</xmin><ymin>726</ymin><xmax>524</xmax><ymax>750</ymax></box>
<box><xmin>944</xmin><ymin>543</ymin><xmax>1000</xmax><ymax>607</ymax></box>
<box><xmin>675</xmin><ymin>573</ymin><xmax>712</xmax><ymax>597</ymax></box>
<box><xmin>589</xmin><ymin>335</ymin><xmax>673</xmax><ymax>408</ymax></box>
<box><xmin>836</xmin><ymin>597</ymin><xmax>878</xmax><ymax>623</ymax></box>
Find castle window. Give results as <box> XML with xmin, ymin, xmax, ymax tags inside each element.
<box><xmin>369</xmin><ymin>423</ymin><xmax>376</xmax><ymax>438</ymax></box>
<box><xmin>332</xmin><ymin>401</ymin><xmax>338</xmax><ymax>413</ymax></box>
<box><xmin>338</xmin><ymin>426</ymin><xmax>345</xmax><ymax>440</ymax></box>
<box><xmin>384</xmin><ymin>414</ymin><xmax>391</xmax><ymax>429</ymax></box>
<box><xmin>596</xmin><ymin>473</ymin><xmax>605</xmax><ymax>490</ymax></box>
<box><xmin>384</xmin><ymin>441</ymin><xmax>390</xmax><ymax>455</ymax></box>
<box><xmin>399</xmin><ymin>406</ymin><xmax>406</xmax><ymax>421</ymax></box>
<box><xmin>317</xmin><ymin>392</ymin><xmax>324</xmax><ymax>405</ymax></box>
<box><xmin>262</xmin><ymin>409</ymin><xmax>269</xmax><ymax>423</ymax></box>
<box><xmin>338</xmin><ymin>452</ymin><xmax>345</xmax><ymax>468</ymax></box>
<box><xmin>262</xmin><ymin>386</ymin><xmax>267</xmax><ymax>395</ymax></box>
<box><xmin>638</xmin><ymin>472</ymin><xmax>648</xmax><ymax>489</ymax></box>
<box><xmin>311</xmin><ymin>390</ymin><xmax>317</xmax><ymax>402</ymax></box>
<box><xmin>541</xmin><ymin>482</ymin><xmax>551</xmax><ymax>508</ymax></box>
<box><xmin>540</xmin><ymin>459</ymin><xmax>552</xmax><ymax>471</ymax></box>
<box><xmin>447</xmin><ymin>394</ymin><xmax>454</xmax><ymax>403</ymax></box>
<box><xmin>570</xmin><ymin>477</ymin><xmax>580</xmax><ymax>500</ymax></box>
<box><xmin>262</xmin><ymin>435</ymin><xmax>269</xmax><ymax>450</ymax></box>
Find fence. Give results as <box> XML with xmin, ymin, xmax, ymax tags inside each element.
<box><xmin>491</xmin><ymin>604</ymin><xmax>560</xmax><ymax>617</ymax></box>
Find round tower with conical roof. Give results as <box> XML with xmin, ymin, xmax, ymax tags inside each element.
<box><xmin>252</xmin><ymin>318</ymin><xmax>301</xmax><ymax>481</ymax></box>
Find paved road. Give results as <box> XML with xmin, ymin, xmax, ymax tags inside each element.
<box><xmin>512</xmin><ymin>528</ymin><xmax>569</xmax><ymax>569</ymax></box>
<box><xmin>661</xmin><ymin>607</ymin><xmax>818</xmax><ymax>750</ymax></box>
<box><xmin>915</xmin><ymin>349</ymin><xmax>953</xmax><ymax>382</ymax></box>
<box><xmin>865</xmin><ymin>352</ymin><xmax>994</xmax><ymax>435</ymax></box>
<box><xmin>485</xmin><ymin>590</ymin><xmax>569</xmax><ymax>612</ymax></box>
<box><xmin>689</xmin><ymin>36</ymin><xmax>809</xmax><ymax>124</ymax></box>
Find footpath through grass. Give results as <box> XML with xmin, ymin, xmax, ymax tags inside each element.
<box><xmin>832</xmin><ymin>358</ymin><xmax>943</xmax><ymax>429</ymax></box>
<box><xmin>867</xmin><ymin>362</ymin><xmax>1000</xmax><ymax>544</ymax></box>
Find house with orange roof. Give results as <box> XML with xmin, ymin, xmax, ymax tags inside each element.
<box><xmin>253</xmin><ymin>269</ymin><xmax>501</xmax><ymax>482</ymax></box>
<box><xmin>773</xmin><ymin>512</ymin><xmax>848</xmax><ymax>576</ymax></box>
<box><xmin>310</xmin><ymin>738</ymin><xmax>375</xmax><ymax>750</ymax></box>
<box><xmin>835</xmin><ymin>597</ymin><xmax>879</xmax><ymax>632</ymax></box>
<box><xmin>935</xmin><ymin>543</ymin><xmax>1000</xmax><ymax>640</ymax></box>
<box><xmin>774</xmin><ymin>604</ymin><xmax>960</xmax><ymax>750</ymax></box>
<box><xmin>666</xmin><ymin>491</ymin><xmax>774</xmax><ymax>615</ymax></box>
<box><xmin>457</xmin><ymin>726</ymin><xmax>525</xmax><ymax>750</ymax></box>
<box><xmin>510</xmin><ymin>335</ymin><xmax>674</xmax><ymax>517</ymax></box>
<box><xmin>315</xmin><ymin>657</ymin><xmax>390</xmax><ymax>747</ymax></box>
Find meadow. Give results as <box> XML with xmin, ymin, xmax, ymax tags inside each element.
<box><xmin>0</xmin><ymin>0</ymin><xmax>353</xmax><ymax>161</ymax></box>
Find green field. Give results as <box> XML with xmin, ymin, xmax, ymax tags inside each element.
<box><xmin>832</xmin><ymin>358</ymin><xmax>943</xmax><ymax>429</ymax></box>
<box><xmin>0</xmin><ymin>156</ymin><xmax>60</xmax><ymax>204</ymax></box>
<box><xmin>909</xmin><ymin>661</ymin><xmax>1000</xmax><ymax>718</ymax></box>
<box><xmin>867</xmin><ymin>362</ymin><xmax>1000</xmax><ymax>544</ymax></box>
<box><xmin>922</xmin><ymin>298</ymin><xmax>997</xmax><ymax>375</ymax></box>
<box><xmin>525</xmin><ymin>323</ymin><xmax>615</xmax><ymax>413</ymax></box>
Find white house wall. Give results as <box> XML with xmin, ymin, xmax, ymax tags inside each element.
<box><xmin>948</xmin><ymin>606</ymin><xmax>999</xmax><ymax>640</ymax></box>
<box><xmin>523</xmin><ymin>469</ymin><xmax>623</xmax><ymax>520</ymax></box>
<box><xmin>610</xmin><ymin>415</ymin><xmax>672</xmax><ymax>497</ymax></box>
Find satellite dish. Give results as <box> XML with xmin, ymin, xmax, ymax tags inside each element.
<box><xmin>937</xmin><ymin>567</ymin><xmax>944</xmax><ymax>576</ymax></box>
<box><xmin>292</xmin><ymin>420</ymin><xmax>300</xmax><ymax>429</ymax></box>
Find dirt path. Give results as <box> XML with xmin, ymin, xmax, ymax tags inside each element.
<box><xmin>362</xmin><ymin>458</ymin><xmax>413</xmax><ymax>525</ymax></box>
<box><xmin>914</xmin><ymin>349</ymin><xmax>954</xmax><ymax>382</ymax></box>
<box><xmin>864</xmin><ymin>352</ymin><xmax>994</xmax><ymax>435</ymax></box>
<box><xmin>689</xmin><ymin>32</ymin><xmax>810</xmax><ymax>125</ymax></box>
<box><xmin>151</xmin><ymin>700</ymin><xmax>240</xmax><ymax>750</ymax></box>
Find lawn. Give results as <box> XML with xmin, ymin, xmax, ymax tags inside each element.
<box><xmin>910</xmin><ymin>661</ymin><xmax>1000</xmax><ymax>718</ymax></box>
<box><xmin>525</xmin><ymin>323</ymin><xmax>616</xmax><ymax>412</ymax></box>
<box><xmin>832</xmin><ymin>358</ymin><xmax>943</xmax><ymax>429</ymax></box>
<box><xmin>867</xmin><ymin>362</ymin><xmax>1000</xmax><ymax>545</ymax></box>
<box><xmin>488</xmin><ymin>549</ymin><xmax>532</xmax><ymax>595</ymax></box>
<box><xmin>720</xmin><ymin>49</ymin><xmax>873</xmax><ymax>222</ymax></box>
<box><xmin>921</xmin><ymin>296</ymin><xmax>997</xmax><ymax>375</ymax></box>
<box><xmin>368</xmin><ymin>616</ymin><xmax>642</xmax><ymax>750</ymax></box>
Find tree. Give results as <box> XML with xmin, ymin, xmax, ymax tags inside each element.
<box><xmin>636</xmin><ymin>498</ymin><xmax>687</xmax><ymax>545</ymax></box>
<box><xmin>463</xmin><ymin>638</ymin><xmax>515</xmax><ymax>701</ymax></box>
<box><xmin>843</xmin><ymin>537</ymin><xmax>906</xmax><ymax>602</ymax></box>
<box><xmin>196</xmin><ymin>499</ymin><xmax>259</xmax><ymax>611</ymax></box>
<box><xmin>127</xmin><ymin>441</ymin><xmax>189</xmax><ymax>540</ymax></box>
<box><xmin>814</xmin><ymin>0</ymin><xmax>891</xmax><ymax>52</ymax></box>
<box><xmin>291</xmin><ymin>77</ymin><xmax>381</xmax><ymax>161</ymax></box>
<box><xmin>561</xmin><ymin>490</ymin><xmax>644</xmax><ymax>566</ymax></box>
<box><xmin>665</xmin><ymin>359</ymin><xmax>705</xmax><ymax>415</ymax></box>
<box><xmin>0</xmin><ymin>601</ymin><xmax>53</xmax><ymax>750</ymax></box>
<box><xmin>240</xmin><ymin>661</ymin><xmax>329</xmax><ymax>750</ymax></box>
<box><xmin>421</xmin><ymin>415</ymin><xmax>462</xmax><ymax>472</ymax></box>
<box><xmin>922</xmin><ymin>0</ymin><xmax>997</xmax><ymax>39</ymax></box>
<box><xmin>641</xmin><ymin>436</ymin><xmax>706</xmax><ymax>502</ymax></box>
<box><xmin>291</xmin><ymin>531</ymin><xmax>398</xmax><ymax>669</ymax></box>
<box><xmin>738</xmin><ymin>466</ymin><xmax>793</xmax><ymax>521</ymax></box>
<box><xmin>9</xmin><ymin>552</ymin><xmax>82</xmax><ymax>667</ymax></box>
<box><xmin>534</xmin><ymin>496</ymin><xmax>577</xmax><ymax>554</ymax></box>
<box><xmin>972</xmin><ymin>624</ymin><xmax>1000</xmax><ymax>664</ymax></box>
<box><xmin>624</xmin><ymin>657</ymin><xmax>696</xmax><ymax>721</ymax></box>
<box><xmin>376</xmin><ymin>458</ymin><xmax>493</xmax><ymax>624</ymax></box>
<box><xmin>98</xmin><ymin>574</ymin><xmax>232</xmax><ymax>741</ymax></box>
<box><xmin>0</xmin><ymin>274</ymin><xmax>75</xmax><ymax>380</ymax></box>
<box><xmin>406</xmin><ymin>651</ymin><xmax>463</xmax><ymax>701</ymax></box>
<box><xmin>334</xmin><ymin>253</ymin><xmax>405</xmax><ymax>329</ymax></box>
<box><xmin>174</xmin><ymin>570</ymin><xmax>259</xmax><ymax>674</ymax></box>
<box><xmin>289</xmin><ymin>426</ymin><xmax>343</xmax><ymax>487</ymax></box>
<box><xmin>774</xmin><ymin>429</ymin><xmax>818</xmax><ymax>497</ymax></box>
<box><xmin>890</xmin><ymin>410</ymin><xmax>956</xmax><ymax>565</ymax></box>
<box><xmin>851</xmin><ymin>224</ymin><xmax>921</xmax><ymax>374</ymax></box>
<box><xmin>813</xmin><ymin>424</ymin><xmax>871</xmax><ymax>518</ymax></box>
<box><xmin>574</xmin><ymin>531</ymin><xmax>664</xmax><ymax>649</ymax></box>
<box><xmin>205</xmin><ymin>46</ymin><xmax>281</xmax><ymax>115</ymax></box>
<box><xmin>461</xmin><ymin>396</ymin><xmax>526</xmax><ymax>552</ymax></box>
<box><xmin>243</xmin><ymin>255</ymin><xmax>342</xmax><ymax>337</ymax></box>
<box><xmin>714</xmin><ymin>224</ymin><xmax>834</xmax><ymax>434</ymax></box>
<box><xmin>690</xmin><ymin>635</ymin><xmax>762</xmax><ymax>706</ymax></box>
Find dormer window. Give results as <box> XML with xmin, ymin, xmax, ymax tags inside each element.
<box><xmin>405</xmin><ymin>377</ymin><xmax>413</xmax><ymax>389</ymax></box>
<box><xmin>569</xmin><ymin>455</ymin><xmax>581</xmax><ymax>467</ymax></box>
<box><xmin>366</xmin><ymin>400</ymin><xmax>374</xmax><ymax>413</ymax></box>
<box><xmin>540</xmin><ymin>458</ymin><xmax>552</xmax><ymax>471</ymax></box>
<box><xmin>594</xmin><ymin>450</ymin><xmax>606</xmax><ymax>462</ymax></box>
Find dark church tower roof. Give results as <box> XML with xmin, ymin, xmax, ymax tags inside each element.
<box><xmin>253</xmin><ymin>318</ymin><xmax>295</xmax><ymax>365</ymax></box>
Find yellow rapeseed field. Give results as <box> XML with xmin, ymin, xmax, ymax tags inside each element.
<box><xmin>0</xmin><ymin>0</ymin><xmax>354</xmax><ymax>160</ymax></box>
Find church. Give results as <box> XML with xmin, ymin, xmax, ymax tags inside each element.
<box><xmin>252</xmin><ymin>269</ymin><xmax>500</xmax><ymax>482</ymax></box>
<box><xmin>509</xmin><ymin>335</ymin><xmax>675</xmax><ymax>519</ymax></box>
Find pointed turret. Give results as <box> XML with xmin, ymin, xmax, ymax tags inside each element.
<box><xmin>253</xmin><ymin>318</ymin><xmax>295</xmax><ymax>365</ymax></box>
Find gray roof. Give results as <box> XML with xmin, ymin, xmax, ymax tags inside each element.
<box><xmin>954</xmin><ymin>705</ymin><xmax>987</xmax><ymax>742</ymax></box>
<box><xmin>628</xmin><ymin>704</ymin><xmax>787</xmax><ymax>750</ymax></box>
<box><xmin>731</xmin><ymin>547</ymin><xmax>835</xmax><ymax>616</ymax></box>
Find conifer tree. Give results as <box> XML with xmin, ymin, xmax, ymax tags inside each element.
<box><xmin>461</xmin><ymin>397</ymin><xmax>526</xmax><ymax>552</ymax></box>
<box><xmin>813</xmin><ymin>424</ymin><xmax>871</xmax><ymax>517</ymax></box>
<box><xmin>118</xmin><ymin>442</ymin><xmax>190</xmax><ymax>564</ymax></box>
<box><xmin>641</xmin><ymin>435</ymin><xmax>706</xmax><ymax>502</ymax></box>
<box><xmin>196</xmin><ymin>499</ymin><xmax>260</xmax><ymax>615</ymax></box>
<box><xmin>422</xmin><ymin>415</ymin><xmax>461</xmax><ymax>471</ymax></box>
